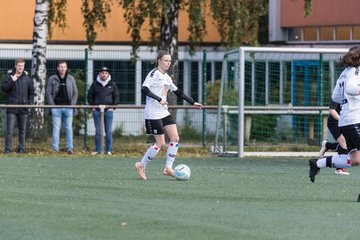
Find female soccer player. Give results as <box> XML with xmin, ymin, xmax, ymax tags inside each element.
<box><xmin>319</xmin><ymin>100</ymin><xmax>349</xmax><ymax>175</ymax></box>
<box><xmin>309</xmin><ymin>46</ymin><xmax>360</xmax><ymax>182</ymax></box>
<box><xmin>135</xmin><ymin>50</ymin><xmax>203</xmax><ymax>180</ymax></box>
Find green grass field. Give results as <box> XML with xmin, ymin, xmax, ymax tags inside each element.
<box><xmin>1</xmin><ymin>155</ymin><xmax>360</xmax><ymax>240</ymax></box>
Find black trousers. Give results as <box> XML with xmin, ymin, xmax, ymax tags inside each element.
<box><xmin>5</xmin><ymin>113</ymin><xmax>28</xmax><ymax>152</ymax></box>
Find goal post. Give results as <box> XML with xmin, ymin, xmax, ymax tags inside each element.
<box><xmin>214</xmin><ymin>46</ymin><xmax>349</xmax><ymax>157</ymax></box>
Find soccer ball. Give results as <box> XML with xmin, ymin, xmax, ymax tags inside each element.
<box><xmin>174</xmin><ymin>164</ymin><xmax>191</xmax><ymax>181</ymax></box>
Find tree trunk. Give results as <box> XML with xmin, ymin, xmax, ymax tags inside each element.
<box><xmin>159</xmin><ymin>0</ymin><xmax>180</xmax><ymax>121</ymax></box>
<box><xmin>30</xmin><ymin>0</ymin><xmax>49</xmax><ymax>140</ymax></box>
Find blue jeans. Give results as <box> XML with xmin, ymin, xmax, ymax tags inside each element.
<box><xmin>51</xmin><ymin>108</ymin><xmax>73</xmax><ymax>152</ymax></box>
<box><xmin>93</xmin><ymin>110</ymin><xmax>114</xmax><ymax>153</ymax></box>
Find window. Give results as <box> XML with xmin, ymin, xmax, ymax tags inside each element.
<box><xmin>140</xmin><ymin>61</ymin><xmax>155</xmax><ymax>104</ymax></box>
<box><xmin>176</xmin><ymin>61</ymin><xmax>184</xmax><ymax>104</ymax></box>
<box><xmin>319</xmin><ymin>27</ymin><xmax>333</xmax><ymax>41</ymax></box>
<box><xmin>353</xmin><ymin>26</ymin><xmax>360</xmax><ymax>40</ymax></box>
<box><xmin>215</xmin><ymin>61</ymin><xmax>222</xmax><ymax>81</ymax></box>
<box><xmin>206</xmin><ymin>62</ymin><xmax>211</xmax><ymax>82</ymax></box>
<box><xmin>190</xmin><ymin>62</ymin><xmax>199</xmax><ymax>101</ymax></box>
<box><xmin>288</xmin><ymin>28</ymin><xmax>302</xmax><ymax>41</ymax></box>
<box><xmin>336</xmin><ymin>26</ymin><xmax>351</xmax><ymax>41</ymax></box>
<box><xmin>303</xmin><ymin>27</ymin><xmax>317</xmax><ymax>41</ymax></box>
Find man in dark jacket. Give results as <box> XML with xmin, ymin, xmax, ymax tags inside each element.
<box><xmin>2</xmin><ymin>58</ymin><xmax>34</xmax><ymax>154</ymax></box>
<box><xmin>87</xmin><ymin>67</ymin><xmax>119</xmax><ymax>155</ymax></box>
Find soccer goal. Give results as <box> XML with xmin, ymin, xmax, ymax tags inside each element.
<box><xmin>213</xmin><ymin>46</ymin><xmax>349</xmax><ymax>157</ymax></box>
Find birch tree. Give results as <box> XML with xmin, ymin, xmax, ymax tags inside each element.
<box><xmin>30</xmin><ymin>0</ymin><xmax>50</xmax><ymax>139</ymax></box>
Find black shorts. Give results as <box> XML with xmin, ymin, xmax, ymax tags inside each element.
<box><xmin>327</xmin><ymin>121</ymin><xmax>342</xmax><ymax>140</ymax></box>
<box><xmin>339</xmin><ymin>123</ymin><xmax>360</xmax><ymax>153</ymax></box>
<box><xmin>145</xmin><ymin>115</ymin><xmax>176</xmax><ymax>135</ymax></box>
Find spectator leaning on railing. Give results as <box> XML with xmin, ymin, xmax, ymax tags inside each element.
<box><xmin>87</xmin><ymin>66</ymin><xmax>119</xmax><ymax>155</ymax></box>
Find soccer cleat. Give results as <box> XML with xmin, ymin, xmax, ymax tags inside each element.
<box><xmin>309</xmin><ymin>158</ymin><xmax>320</xmax><ymax>183</ymax></box>
<box><xmin>335</xmin><ymin>168</ymin><xmax>350</xmax><ymax>175</ymax></box>
<box><xmin>135</xmin><ymin>162</ymin><xmax>147</xmax><ymax>180</ymax></box>
<box><xmin>163</xmin><ymin>167</ymin><xmax>174</xmax><ymax>177</ymax></box>
<box><xmin>319</xmin><ymin>140</ymin><xmax>327</xmax><ymax>157</ymax></box>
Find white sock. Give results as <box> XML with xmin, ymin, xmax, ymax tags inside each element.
<box><xmin>316</xmin><ymin>158</ymin><xmax>327</xmax><ymax>168</ymax></box>
<box><xmin>165</xmin><ymin>142</ymin><xmax>179</xmax><ymax>168</ymax></box>
<box><xmin>331</xmin><ymin>154</ymin><xmax>351</xmax><ymax>168</ymax></box>
<box><xmin>140</xmin><ymin>145</ymin><xmax>161</xmax><ymax>167</ymax></box>
<box><xmin>316</xmin><ymin>155</ymin><xmax>351</xmax><ymax>168</ymax></box>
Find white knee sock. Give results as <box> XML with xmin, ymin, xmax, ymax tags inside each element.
<box><xmin>316</xmin><ymin>157</ymin><xmax>327</xmax><ymax>168</ymax></box>
<box><xmin>331</xmin><ymin>154</ymin><xmax>351</xmax><ymax>168</ymax></box>
<box><xmin>317</xmin><ymin>154</ymin><xmax>351</xmax><ymax>168</ymax></box>
<box><xmin>165</xmin><ymin>142</ymin><xmax>179</xmax><ymax>168</ymax></box>
<box><xmin>140</xmin><ymin>145</ymin><xmax>161</xmax><ymax>167</ymax></box>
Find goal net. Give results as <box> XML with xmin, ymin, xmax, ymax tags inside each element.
<box><xmin>213</xmin><ymin>46</ymin><xmax>348</xmax><ymax>157</ymax></box>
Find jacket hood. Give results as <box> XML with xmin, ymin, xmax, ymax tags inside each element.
<box><xmin>96</xmin><ymin>74</ymin><xmax>112</xmax><ymax>87</ymax></box>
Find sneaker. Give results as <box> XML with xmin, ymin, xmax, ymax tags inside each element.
<box><xmin>4</xmin><ymin>149</ymin><xmax>10</xmax><ymax>155</ymax></box>
<box><xmin>135</xmin><ymin>162</ymin><xmax>147</xmax><ymax>180</ymax></box>
<box><xmin>309</xmin><ymin>158</ymin><xmax>320</xmax><ymax>183</ymax></box>
<box><xmin>16</xmin><ymin>149</ymin><xmax>25</xmax><ymax>154</ymax></box>
<box><xmin>163</xmin><ymin>167</ymin><xmax>174</xmax><ymax>177</ymax></box>
<box><xmin>107</xmin><ymin>152</ymin><xmax>112</xmax><ymax>155</ymax></box>
<box><xmin>67</xmin><ymin>150</ymin><xmax>74</xmax><ymax>155</ymax></box>
<box><xmin>92</xmin><ymin>151</ymin><xmax>101</xmax><ymax>155</ymax></box>
<box><xmin>335</xmin><ymin>168</ymin><xmax>350</xmax><ymax>175</ymax></box>
<box><xmin>319</xmin><ymin>140</ymin><xmax>327</xmax><ymax>157</ymax></box>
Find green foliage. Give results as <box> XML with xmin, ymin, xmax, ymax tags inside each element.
<box><xmin>304</xmin><ymin>0</ymin><xmax>313</xmax><ymax>17</ymax></box>
<box><xmin>81</xmin><ymin>0</ymin><xmax>113</xmax><ymax>49</ymax></box>
<box><xmin>120</xmin><ymin>0</ymin><xmax>159</xmax><ymax>57</ymax></box>
<box><xmin>70</xmin><ymin>69</ymin><xmax>91</xmax><ymax>135</ymax></box>
<box><xmin>45</xmin><ymin>0</ymin><xmax>313</xmax><ymax>54</ymax></box>
<box><xmin>48</xmin><ymin>0</ymin><xmax>68</xmax><ymax>39</ymax></box>
<box><xmin>206</xmin><ymin>80</ymin><xmax>238</xmax><ymax>105</ymax></box>
<box><xmin>210</xmin><ymin>0</ymin><xmax>267</xmax><ymax>48</ymax></box>
<box><xmin>205</xmin><ymin>80</ymin><xmax>220</xmax><ymax>105</ymax></box>
<box><xmin>112</xmin><ymin>124</ymin><xmax>124</xmax><ymax>137</ymax></box>
<box><xmin>179</xmin><ymin>111</ymin><xmax>202</xmax><ymax>141</ymax></box>
<box><xmin>250</xmin><ymin>115</ymin><xmax>277</xmax><ymax>141</ymax></box>
<box><xmin>186</xmin><ymin>0</ymin><xmax>206</xmax><ymax>53</ymax></box>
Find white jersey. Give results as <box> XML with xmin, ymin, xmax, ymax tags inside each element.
<box><xmin>142</xmin><ymin>68</ymin><xmax>178</xmax><ymax>119</ymax></box>
<box><xmin>332</xmin><ymin>67</ymin><xmax>360</xmax><ymax>126</ymax></box>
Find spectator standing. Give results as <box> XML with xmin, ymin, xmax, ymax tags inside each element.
<box><xmin>2</xmin><ymin>58</ymin><xmax>34</xmax><ymax>154</ymax></box>
<box><xmin>46</xmin><ymin>60</ymin><xmax>78</xmax><ymax>154</ymax></box>
<box><xmin>87</xmin><ymin>67</ymin><xmax>119</xmax><ymax>155</ymax></box>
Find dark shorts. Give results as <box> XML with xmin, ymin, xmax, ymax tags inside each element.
<box><xmin>145</xmin><ymin>115</ymin><xmax>176</xmax><ymax>135</ymax></box>
<box><xmin>327</xmin><ymin>121</ymin><xmax>342</xmax><ymax>140</ymax></box>
<box><xmin>339</xmin><ymin>123</ymin><xmax>360</xmax><ymax>153</ymax></box>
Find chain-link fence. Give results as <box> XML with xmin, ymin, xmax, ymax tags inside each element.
<box><xmin>0</xmin><ymin>45</ymin><xmax>225</xmax><ymax>153</ymax></box>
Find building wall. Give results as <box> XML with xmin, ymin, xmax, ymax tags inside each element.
<box><xmin>0</xmin><ymin>0</ymin><xmax>220</xmax><ymax>43</ymax></box>
<box><xmin>281</xmin><ymin>0</ymin><xmax>360</xmax><ymax>27</ymax></box>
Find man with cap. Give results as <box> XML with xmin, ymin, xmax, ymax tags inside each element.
<box><xmin>88</xmin><ymin>67</ymin><xmax>119</xmax><ymax>155</ymax></box>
